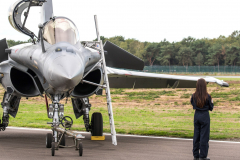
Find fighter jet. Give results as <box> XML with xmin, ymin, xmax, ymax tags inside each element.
<box><xmin>0</xmin><ymin>0</ymin><xmax>228</xmax><ymax>155</ymax></box>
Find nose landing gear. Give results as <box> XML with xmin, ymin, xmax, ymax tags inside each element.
<box><xmin>46</xmin><ymin>95</ymin><xmax>84</xmax><ymax>157</ymax></box>
<box><xmin>47</xmin><ymin>116</ymin><xmax>84</xmax><ymax>156</ymax></box>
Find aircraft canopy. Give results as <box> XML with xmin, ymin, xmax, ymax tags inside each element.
<box><xmin>43</xmin><ymin>17</ymin><xmax>80</xmax><ymax>45</ymax></box>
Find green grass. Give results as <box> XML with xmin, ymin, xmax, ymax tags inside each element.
<box><xmin>111</xmin><ymin>89</ymin><xmax>125</xmax><ymax>94</ymax></box>
<box><xmin>1</xmin><ymin>99</ymin><xmax>240</xmax><ymax>140</ymax></box>
<box><xmin>229</xmin><ymin>96</ymin><xmax>240</xmax><ymax>101</ymax></box>
<box><xmin>180</xmin><ymin>93</ymin><xmax>192</xmax><ymax>98</ymax></box>
<box><xmin>124</xmin><ymin>90</ymin><xmax>176</xmax><ymax>101</ymax></box>
<box><xmin>210</xmin><ymin>89</ymin><xmax>240</xmax><ymax>98</ymax></box>
<box><xmin>211</xmin><ymin>91</ymin><xmax>231</xmax><ymax>98</ymax></box>
<box><xmin>1</xmin><ymin>81</ymin><xmax>240</xmax><ymax>141</ymax></box>
<box><xmin>126</xmin><ymin>95</ymin><xmax>159</xmax><ymax>100</ymax></box>
<box><xmin>182</xmin><ymin>101</ymin><xmax>190</xmax><ymax>105</ymax></box>
<box><xmin>125</xmin><ymin>90</ymin><xmax>175</xmax><ymax>96</ymax></box>
<box><xmin>217</xmin><ymin>78</ymin><xmax>240</xmax><ymax>81</ymax></box>
<box><xmin>112</xmin><ymin>97</ymin><xmax>121</xmax><ymax>100</ymax></box>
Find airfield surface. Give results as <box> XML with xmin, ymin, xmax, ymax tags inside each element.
<box><xmin>0</xmin><ymin>79</ymin><xmax>239</xmax><ymax>140</ymax></box>
<box><xmin>0</xmin><ymin>127</ymin><xmax>239</xmax><ymax>160</ymax></box>
<box><xmin>0</xmin><ymin>77</ymin><xmax>240</xmax><ymax>159</ymax></box>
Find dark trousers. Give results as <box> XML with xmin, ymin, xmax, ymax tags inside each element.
<box><xmin>193</xmin><ymin>111</ymin><xmax>210</xmax><ymax>158</ymax></box>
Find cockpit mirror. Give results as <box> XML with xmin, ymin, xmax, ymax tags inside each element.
<box><xmin>38</xmin><ymin>23</ymin><xmax>46</xmax><ymax>53</ymax></box>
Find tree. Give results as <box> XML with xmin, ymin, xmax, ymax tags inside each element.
<box><xmin>177</xmin><ymin>47</ymin><xmax>193</xmax><ymax>67</ymax></box>
<box><xmin>195</xmin><ymin>53</ymin><xmax>204</xmax><ymax>71</ymax></box>
<box><xmin>108</xmin><ymin>36</ymin><xmax>125</xmax><ymax>46</ymax></box>
<box><xmin>225</xmin><ymin>46</ymin><xmax>240</xmax><ymax>66</ymax></box>
<box><xmin>195</xmin><ymin>53</ymin><xmax>204</xmax><ymax>66</ymax></box>
<box><xmin>157</xmin><ymin>44</ymin><xmax>175</xmax><ymax>67</ymax></box>
<box><xmin>190</xmin><ymin>39</ymin><xmax>209</xmax><ymax>64</ymax></box>
<box><xmin>181</xmin><ymin>36</ymin><xmax>196</xmax><ymax>47</ymax></box>
<box><xmin>7</xmin><ymin>39</ymin><xmax>29</xmax><ymax>48</ymax></box>
<box><xmin>230</xmin><ymin>30</ymin><xmax>240</xmax><ymax>39</ymax></box>
<box><xmin>142</xmin><ymin>43</ymin><xmax>160</xmax><ymax>66</ymax></box>
<box><xmin>206</xmin><ymin>43</ymin><xmax>225</xmax><ymax>71</ymax></box>
<box><xmin>93</xmin><ymin>36</ymin><xmax>108</xmax><ymax>44</ymax></box>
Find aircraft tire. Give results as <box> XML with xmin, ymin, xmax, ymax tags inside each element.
<box><xmin>51</xmin><ymin>142</ymin><xmax>55</xmax><ymax>156</ymax></box>
<box><xmin>91</xmin><ymin>112</ymin><xmax>103</xmax><ymax>136</ymax></box>
<box><xmin>59</xmin><ymin>134</ymin><xmax>65</xmax><ymax>148</ymax></box>
<box><xmin>46</xmin><ymin>133</ymin><xmax>52</xmax><ymax>148</ymax></box>
<box><xmin>79</xmin><ymin>142</ymin><xmax>83</xmax><ymax>156</ymax></box>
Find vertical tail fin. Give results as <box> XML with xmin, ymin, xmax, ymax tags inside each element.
<box><xmin>103</xmin><ymin>41</ymin><xmax>144</xmax><ymax>70</ymax></box>
<box><xmin>41</xmin><ymin>0</ymin><xmax>54</xmax><ymax>24</ymax></box>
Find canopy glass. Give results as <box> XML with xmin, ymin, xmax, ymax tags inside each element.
<box><xmin>43</xmin><ymin>17</ymin><xmax>80</xmax><ymax>45</ymax></box>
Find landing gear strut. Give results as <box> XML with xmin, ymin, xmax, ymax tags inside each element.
<box><xmin>0</xmin><ymin>115</ymin><xmax>8</xmax><ymax>131</ymax></box>
<box><xmin>46</xmin><ymin>95</ymin><xmax>84</xmax><ymax>156</ymax></box>
<box><xmin>81</xmin><ymin>98</ymin><xmax>91</xmax><ymax>132</ymax></box>
<box><xmin>0</xmin><ymin>92</ymin><xmax>11</xmax><ymax>131</ymax></box>
<box><xmin>77</xmin><ymin>98</ymin><xmax>103</xmax><ymax>137</ymax></box>
<box><xmin>0</xmin><ymin>91</ymin><xmax>20</xmax><ymax>131</ymax></box>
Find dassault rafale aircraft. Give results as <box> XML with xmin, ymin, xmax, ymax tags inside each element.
<box><xmin>0</xmin><ymin>0</ymin><xmax>229</xmax><ymax>156</ymax></box>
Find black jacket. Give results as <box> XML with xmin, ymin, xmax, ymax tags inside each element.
<box><xmin>191</xmin><ymin>94</ymin><xmax>214</xmax><ymax>111</ymax></box>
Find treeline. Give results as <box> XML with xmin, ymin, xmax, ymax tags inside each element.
<box><xmin>7</xmin><ymin>30</ymin><xmax>240</xmax><ymax>68</ymax></box>
<box><xmin>7</xmin><ymin>39</ymin><xmax>32</xmax><ymax>48</ymax></box>
<box><xmin>97</xmin><ymin>30</ymin><xmax>240</xmax><ymax>68</ymax></box>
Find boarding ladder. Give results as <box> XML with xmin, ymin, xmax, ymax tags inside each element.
<box><xmin>81</xmin><ymin>15</ymin><xmax>117</xmax><ymax>146</ymax></box>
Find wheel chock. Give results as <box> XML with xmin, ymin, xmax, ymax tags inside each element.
<box><xmin>91</xmin><ymin>136</ymin><xmax>105</xmax><ymax>140</ymax></box>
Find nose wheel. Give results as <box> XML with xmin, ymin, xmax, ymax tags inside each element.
<box><xmin>46</xmin><ymin>133</ymin><xmax>53</xmax><ymax>148</ymax></box>
<box><xmin>79</xmin><ymin>142</ymin><xmax>83</xmax><ymax>156</ymax></box>
<box><xmin>51</xmin><ymin>142</ymin><xmax>55</xmax><ymax>156</ymax></box>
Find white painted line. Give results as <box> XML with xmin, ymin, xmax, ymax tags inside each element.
<box><xmin>7</xmin><ymin>127</ymin><xmax>51</xmax><ymax>132</ymax></box>
<box><xmin>113</xmin><ymin>133</ymin><xmax>240</xmax><ymax>144</ymax></box>
<box><xmin>7</xmin><ymin>127</ymin><xmax>240</xmax><ymax>144</ymax></box>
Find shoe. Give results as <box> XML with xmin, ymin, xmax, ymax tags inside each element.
<box><xmin>199</xmin><ymin>158</ymin><xmax>210</xmax><ymax>160</ymax></box>
<box><xmin>193</xmin><ymin>158</ymin><xmax>199</xmax><ymax>160</ymax></box>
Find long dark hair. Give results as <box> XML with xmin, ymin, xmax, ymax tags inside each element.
<box><xmin>193</xmin><ymin>78</ymin><xmax>208</xmax><ymax>108</ymax></box>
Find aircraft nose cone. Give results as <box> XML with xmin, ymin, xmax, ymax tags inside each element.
<box><xmin>47</xmin><ymin>54</ymin><xmax>84</xmax><ymax>92</ymax></box>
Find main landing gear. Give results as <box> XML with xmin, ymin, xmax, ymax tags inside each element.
<box><xmin>81</xmin><ymin>98</ymin><xmax>104</xmax><ymax>137</ymax></box>
<box><xmin>72</xmin><ymin>97</ymin><xmax>104</xmax><ymax>137</ymax></box>
<box><xmin>0</xmin><ymin>91</ymin><xmax>21</xmax><ymax>131</ymax></box>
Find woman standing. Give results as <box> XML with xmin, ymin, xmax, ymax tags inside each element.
<box><xmin>191</xmin><ymin>78</ymin><xmax>213</xmax><ymax>160</ymax></box>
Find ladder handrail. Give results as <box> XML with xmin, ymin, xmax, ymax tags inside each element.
<box><xmin>94</xmin><ymin>15</ymin><xmax>117</xmax><ymax>146</ymax></box>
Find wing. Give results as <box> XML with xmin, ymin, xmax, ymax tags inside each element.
<box><xmin>107</xmin><ymin>67</ymin><xmax>229</xmax><ymax>88</ymax></box>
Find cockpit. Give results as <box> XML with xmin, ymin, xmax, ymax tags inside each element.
<box><xmin>43</xmin><ymin>17</ymin><xmax>80</xmax><ymax>45</ymax></box>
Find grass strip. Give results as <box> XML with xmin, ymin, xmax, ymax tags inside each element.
<box><xmin>2</xmin><ymin>101</ymin><xmax>240</xmax><ymax>140</ymax></box>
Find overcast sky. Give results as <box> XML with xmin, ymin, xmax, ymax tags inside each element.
<box><xmin>1</xmin><ymin>0</ymin><xmax>240</xmax><ymax>43</ymax></box>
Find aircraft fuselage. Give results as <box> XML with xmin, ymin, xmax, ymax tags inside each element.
<box><xmin>9</xmin><ymin>42</ymin><xmax>101</xmax><ymax>94</ymax></box>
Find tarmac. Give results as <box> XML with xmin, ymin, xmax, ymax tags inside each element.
<box><xmin>0</xmin><ymin>127</ymin><xmax>239</xmax><ymax>160</ymax></box>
